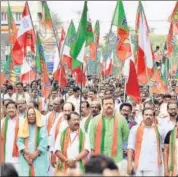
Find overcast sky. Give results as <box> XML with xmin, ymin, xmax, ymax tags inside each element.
<box><xmin>48</xmin><ymin>1</ymin><xmax>176</xmax><ymax>39</ymax></box>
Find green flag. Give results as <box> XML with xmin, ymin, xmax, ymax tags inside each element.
<box><xmin>70</xmin><ymin>1</ymin><xmax>88</xmax><ymax>69</ymax></box>
<box><xmin>65</xmin><ymin>20</ymin><xmax>77</xmax><ymax>47</ymax></box>
<box><xmin>35</xmin><ymin>38</ymin><xmax>41</xmax><ymax>74</ymax></box>
<box><xmin>42</xmin><ymin>1</ymin><xmax>53</xmax><ymax>29</ymax></box>
<box><xmin>3</xmin><ymin>55</ymin><xmax>11</xmax><ymax>77</ymax></box>
<box><xmin>112</xmin><ymin>0</ymin><xmax>129</xmax><ymax>31</ymax></box>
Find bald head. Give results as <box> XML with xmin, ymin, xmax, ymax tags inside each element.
<box><xmin>53</xmin><ymin>97</ymin><xmax>64</xmax><ymax>112</ymax></box>
<box><xmin>63</xmin><ymin>102</ymin><xmax>75</xmax><ymax>118</ymax></box>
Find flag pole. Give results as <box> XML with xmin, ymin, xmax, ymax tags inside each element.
<box><xmin>79</xmin><ymin>64</ymin><xmax>84</xmax><ymax>118</ymax></box>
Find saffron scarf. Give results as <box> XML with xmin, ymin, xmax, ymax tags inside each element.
<box><xmin>169</xmin><ymin>127</ymin><xmax>177</xmax><ymax>176</ymax></box>
<box><xmin>58</xmin><ymin>128</ymin><xmax>85</xmax><ymax>173</ymax></box>
<box><xmin>93</xmin><ymin>113</ymin><xmax>119</xmax><ymax>157</ymax></box>
<box><xmin>53</xmin><ymin>118</ymin><xmax>63</xmax><ymax>164</ymax></box>
<box><xmin>1</xmin><ymin>116</ymin><xmax>19</xmax><ymax>163</ymax></box>
<box><xmin>134</xmin><ymin>122</ymin><xmax>162</xmax><ymax>169</ymax></box>
<box><xmin>47</xmin><ymin>111</ymin><xmax>56</xmax><ymax>135</ymax></box>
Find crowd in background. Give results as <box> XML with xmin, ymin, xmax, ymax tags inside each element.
<box><xmin>0</xmin><ymin>74</ymin><xmax>178</xmax><ymax>176</ymax></box>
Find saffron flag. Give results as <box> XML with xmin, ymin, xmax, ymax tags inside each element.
<box><xmin>112</xmin><ymin>0</ymin><xmax>131</xmax><ymax>61</ymax></box>
<box><xmin>11</xmin><ymin>2</ymin><xmax>36</xmax><ymax>65</ymax></box>
<box><xmin>90</xmin><ymin>20</ymin><xmax>100</xmax><ymax>60</ymax></box>
<box><xmin>1</xmin><ymin>72</ymin><xmax>6</xmax><ymax>86</ymax></box>
<box><xmin>135</xmin><ymin>1</ymin><xmax>154</xmax><ymax>86</ymax></box>
<box><xmin>168</xmin><ymin>2</ymin><xmax>178</xmax><ymax>34</ymax></box>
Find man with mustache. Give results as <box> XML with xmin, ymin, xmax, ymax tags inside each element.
<box><xmin>12</xmin><ymin>82</ymin><xmax>30</xmax><ymax>103</ymax></box>
<box><xmin>127</xmin><ymin>108</ymin><xmax>164</xmax><ymax>176</ymax></box>
<box><xmin>1</xmin><ymin>101</ymin><xmax>20</xmax><ymax>173</ymax></box>
<box><xmin>90</xmin><ymin>101</ymin><xmax>101</xmax><ymax>118</ymax></box>
<box><xmin>163</xmin><ymin>103</ymin><xmax>178</xmax><ymax>176</ymax></box>
<box><xmin>89</xmin><ymin>95</ymin><xmax>129</xmax><ymax>163</ymax></box>
<box><xmin>161</xmin><ymin>101</ymin><xmax>178</xmax><ymax>142</ymax></box>
<box><xmin>55</xmin><ymin>112</ymin><xmax>90</xmax><ymax>173</ymax></box>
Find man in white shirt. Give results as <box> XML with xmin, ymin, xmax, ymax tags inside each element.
<box><xmin>67</xmin><ymin>86</ymin><xmax>81</xmax><ymax>114</ymax></box>
<box><xmin>4</xmin><ymin>85</ymin><xmax>14</xmax><ymax>100</ymax></box>
<box><xmin>1</xmin><ymin>100</ymin><xmax>20</xmax><ymax>173</ymax></box>
<box><xmin>127</xmin><ymin>108</ymin><xmax>164</xmax><ymax>176</ymax></box>
<box><xmin>16</xmin><ymin>99</ymin><xmax>27</xmax><ymax>125</ymax></box>
<box><xmin>80</xmin><ymin>101</ymin><xmax>92</xmax><ymax>133</ymax></box>
<box><xmin>12</xmin><ymin>82</ymin><xmax>30</xmax><ymax>103</ymax></box>
<box><xmin>55</xmin><ymin>111</ymin><xmax>90</xmax><ymax>173</ymax></box>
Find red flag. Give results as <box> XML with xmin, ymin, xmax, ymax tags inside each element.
<box><xmin>135</xmin><ymin>2</ymin><xmax>154</xmax><ymax>86</ymax></box>
<box><xmin>11</xmin><ymin>2</ymin><xmax>36</xmax><ymax>65</ymax></box>
<box><xmin>59</xmin><ymin>27</ymin><xmax>66</xmax><ymax>53</ymax></box>
<box><xmin>72</xmin><ymin>67</ymin><xmax>86</xmax><ymax>87</ymax></box>
<box><xmin>53</xmin><ymin>65</ymin><xmax>67</xmax><ymax>89</ymax></box>
<box><xmin>126</xmin><ymin>60</ymin><xmax>141</xmax><ymax>104</ymax></box>
<box><xmin>62</xmin><ymin>55</ymin><xmax>72</xmax><ymax>70</ymax></box>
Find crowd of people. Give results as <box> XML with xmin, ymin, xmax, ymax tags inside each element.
<box><xmin>0</xmin><ymin>74</ymin><xmax>178</xmax><ymax>176</ymax></box>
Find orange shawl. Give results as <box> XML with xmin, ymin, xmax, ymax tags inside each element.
<box><xmin>93</xmin><ymin>113</ymin><xmax>119</xmax><ymax>157</ymax></box>
<box><xmin>134</xmin><ymin>122</ymin><xmax>162</xmax><ymax>169</ymax></box>
<box><xmin>47</xmin><ymin>112</ymin><xmax>56</xmax><ymax>135</ymax></box>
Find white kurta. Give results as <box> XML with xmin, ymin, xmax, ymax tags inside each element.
<box><xmin>12</xmin><ymin>92</ymin><xmax>30</xmax><ymax>103</ymax></box>
<box><xmin>3</xmin><ymin>94</ymin><xmax>13</xmax><ymax>100</ymax></box>
<box><xmin>158</xmin><ymin>117</ymin><xmax>175</xmax><ymax>141</ymax></box>
<box><xmin>55</xmin><ymin>130</ymin><xmax>90</xmax><ymax>168</ymax></box>
<box><xmin>128</xmin><ymin>125</ymin><xmax>163</xmax><ymax>175</ymax></box>
<box><xmin>1</xmin><ymin>117</ymin><xmax>20</xmax><ymax>173</ymax></box>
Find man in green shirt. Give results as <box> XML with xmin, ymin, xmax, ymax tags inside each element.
<box><xmin>89</xmin><ymin>95</ymin><xmax>130</xmax><ymax>163</ymax></box>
